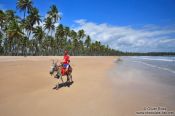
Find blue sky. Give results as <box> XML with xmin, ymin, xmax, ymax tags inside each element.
<box><xmin>0</xmin><ymin>0</ymin><xmax>175</xmax><ymax>52</ymax></box>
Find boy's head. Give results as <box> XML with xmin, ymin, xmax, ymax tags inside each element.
<box><xmin>64</xmin><ymin>50</ymin><xmax>68</xmax><ymax>55</ymax></box>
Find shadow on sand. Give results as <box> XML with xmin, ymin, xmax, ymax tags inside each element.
<box><xmin>53</xmin><ymin>81</ymin><xmax>74</xmax><ymax>90</ymax></box>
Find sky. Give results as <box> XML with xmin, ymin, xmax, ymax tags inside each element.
<box><xmin>0</xmin><ymin>0</ymin><xmax>175</xmax><ymax>52</ymax></box>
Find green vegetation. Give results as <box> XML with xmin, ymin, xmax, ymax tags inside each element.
<box><xmin>0</xmin><ymin>0</ymin><xmax>120</xmax><ymax>56</ymax></box>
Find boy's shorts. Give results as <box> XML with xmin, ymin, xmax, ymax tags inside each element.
<box><xmin>63</xmin><ymin>64</ymin><xmax>69</xmax><ymax>68</ymax></box>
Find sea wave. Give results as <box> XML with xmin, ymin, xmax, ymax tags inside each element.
<box><xmin>132</xmin><ymin>60</ymin><xmax>175</xmax><ymax>74</ymax></box>
<box><xmin>132</xmin><ymin>56</ymin><xmax>175</xmax><ymax>62</ymax></box>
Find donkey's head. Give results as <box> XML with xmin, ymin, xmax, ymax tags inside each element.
<box><xmin>50</xmin><ymin>60</ymin><xmax>57</xmax><ymax>75</ymax></box>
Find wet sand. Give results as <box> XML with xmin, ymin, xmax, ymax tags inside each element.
<box><xmin>110</xmin><ymin>57</ymin><xmax>175</xmax><ymax>116</ymax></box>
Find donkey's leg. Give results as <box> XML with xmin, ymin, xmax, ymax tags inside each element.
<box><xmin>55</xmin><ymin>73</ymin><xmax>60</xmax><ymax>90</ymax></box>
<box><xmin>70</xmin><ymin>74</ymin><xmax>73</xmax><ymax>82</ymax></box>
<box><xmin>60</xmin><ymin>75</ymin><xmax>64</xmax><ymax>83</ymax></box>
<box><xmin>56</xmin><ymin>81</ymin><xmax>59</xmax><ymax>90</ymax></box>
<box><xmin>66</xmin><ymin>75</ymin><xmax>70</xmax><ymax>82</ymax></box>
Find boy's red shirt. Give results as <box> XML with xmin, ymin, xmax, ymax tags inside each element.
<box><xmin>63</xmin><ymin>55</ymin><xmax>70</xmax><ymax>64</ymax></box>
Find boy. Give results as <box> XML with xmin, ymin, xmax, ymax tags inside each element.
<box><xmin>62</xmin><ymin>50</ymin><xmax>70</xmax><ymax>72</ymax></box>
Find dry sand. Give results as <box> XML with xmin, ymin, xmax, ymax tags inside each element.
<box><xmin>0</xmin><ymin>56</ymin><xmax>119</xmax><ymax>116</ymax></box>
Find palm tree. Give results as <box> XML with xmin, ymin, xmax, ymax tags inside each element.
<box><xmin>33</xmin><ymin>26</ymin><xmax>45</xmax><ymax>45</ymax></box>
<box><xmin>20</xmin><ymin>19</ymin><xmax>32</xmax><ymax>38</ymax></box>
<box><xmin>46</xmin><ymin>35</ymin><xmax>54</xmax><ymax>55</ymax></box>
<box><xmin>20</xmin><ymin>36</ymin><xmax>28</xmax><ymax>55</ymax></box>
<box><xmin>4</xmin><ymin>10</ymin><xmax>21</xmax><ymax>32</ymax></box>
<box><xmin>64</xmin><ymin>26</ymin><xmax>70</xmax><ymax>41</ymax></box>
<box><xmin>28</xmin><ymin>38</ymin><xmax>36</xmax><ymax>55</ymax></box>
<box><xmin>77</xmin><ymin>29</ymin><xmax>85</xmax><ymax>54</ymax></box>
<box><xmin>85</xmin><ymin>35</ymin><xmax>91</xmax><ymax>48</ymax></box>
<box><xmin>55</xmin><ymin>24</ymin><xmax>65</xmax><ymax>54</ymax></box>
<box><xmin>77</xmin><ymin>29</ymin><xmax>85</xmax><ymax>40</ymax></box>
<box><xmin>90</xmin><ymin>43</ymin><xmax>95</xmax><ymax>55</ymax></box>
<box><xmin>47</xmin><ymin>5</ymin><xmax>61</xmax><ymax>23</ymax></box>
<box><xmin>70</xmin><ymin>30</ymin><xmax>78</xmax><ymax>55</ymax></box>
<box><xmin>0</xmin><ymin>10</ymin><xmax>5</xmax><ymax>30</ymax></box>
<box><xmin>0</xmin><ymin>10</ymin><xmax>6</xmax><ymax>54</ymax></box>
<box><xmin>84</xmin><ymin>35</ymin><xmax>91</xmax><ymax>55</ymax></box>
<box><xmin>16</xmin><ymin>0</ymin><xmax>33</xmax><ymax>19</ymax></box>
<box><xmin>55</xmin><ymin>24</ymin><xmax>64</xmax><ymax>39</ymax></box>
<box><xmin>73</xmin><ymin>38</ymin><xmax>79</xmax><ymax>55</ymax></box>
<box><xmin>27</xmin><ymin>7</ymin><xmax>41</xmax><ymax>26</ymax></box>
<box><xmin>6</xmin><ymin>19</ymin><xmax>24</xmax><ymax>55</ymax></box>
<box><xmin>23</xmin><ymin>7</ymin><xmax>41</xmax><ymax>39</ymax></box>
<box><xmin>94</xmin><ymin>41</ymin><xmax>101</xmax><ymax>55</ymax></box>
<box><xmin>44</xmin><ymin>17</ymin><xmax>55</xmax><ymax>36</ymax></box>
<box><xmin>5</xmin><ymin>10</ymin><xmax>16</xmax><ymax>21</ymax></box>
<box><xmin>0</xmin><ymin>30</ymin><xmax>3</xmax><ymax>54</ymax></box>
<box><xmin>42</xmin><ymin>36</ymin><xmax>50</xmax><ymax>55</ymax></box>
<box><xmin>33</xmin><ymin>26</ymin><xmax>45</xmax><ymax>55</ymax></box>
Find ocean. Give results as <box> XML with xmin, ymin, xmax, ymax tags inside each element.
<box><xmin>113</xmin><ymin>56</ymin><xmax>175</xmax><ymax>86</ymax></box>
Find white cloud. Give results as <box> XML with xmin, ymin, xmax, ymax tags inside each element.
<box><xmin>73</xmin><ymin>19</ymin><xmax>175</xmax><ymax>52</ymax></box>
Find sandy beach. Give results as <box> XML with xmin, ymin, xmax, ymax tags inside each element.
<box><xmin>0</xmin><ymin>56</ymin><xmax>119</xmax><ymax>116</ymax></box>
<box><xmin>0</xmin><ymin>56</ymin><xmax>175</xmax><ymax>116</ymax></box>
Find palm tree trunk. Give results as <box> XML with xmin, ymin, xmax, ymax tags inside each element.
<box><xmin>24</xmin><ymin>9</ymin><xmax>26</xmax><ymax>20</ymax></box>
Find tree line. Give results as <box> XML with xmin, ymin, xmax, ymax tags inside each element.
<box><xmin>0</xmin><ymin>0</ymin><xmax>123</xmax><ymax>56</ymax></box>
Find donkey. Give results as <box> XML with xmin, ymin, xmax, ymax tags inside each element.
<box><xmin>50</xmin><ymin>60</ymin><xmax>73</xmax><ymax>89</ymax></box>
